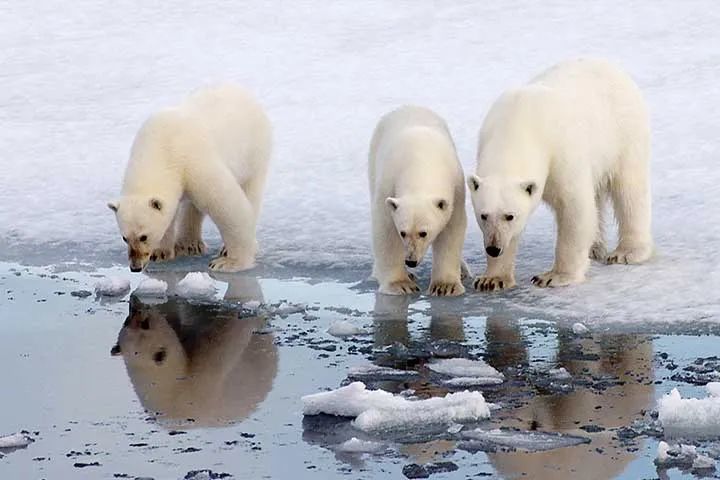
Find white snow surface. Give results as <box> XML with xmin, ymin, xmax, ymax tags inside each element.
<box><xmin>302</xmin><ymin>381</ymin><xmax>491</xmax><ymax>432</ymax></box>
<box><xmin>2</xmin><ymin>1</ymin><xmax>720</xmax><ymax>323</ymax></box>
<box><xmin>328</xmin><ymin>320</ymin><xmax>367</xmax><ymax>337</ymax></box>
<box><xmin>133</xmin><ymin>277</ymin><xmax>168</xmax><ymax>297</ymax></box>
<box><xmin>428</xmin><ymin>358</ymin><xmax>505</xmax><ymax>381</ymax></box>
<box><xmin>175</xmin><ymin>272</ymin><xmax>217</xmax><ymax>299</ymax></box>
<box><xmin>0</xmin><ymin>432</ymin><xmax>32</xmax><ymax>449</ymax></box>
<box><xmin>658</xmin><ymin>388</ymin><xmax>720</xmax><ymax>439</ymax></box>
<box><xmin>93</xmin><ymin>276</ymin><xmax>130</xmax><ymax>297</ymax></box>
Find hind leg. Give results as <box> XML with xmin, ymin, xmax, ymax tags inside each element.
<box><xmin>174</xmin><ymin>201</ymin><xmax>207</xmax><ymax>257</ymax></box>
<box><xmin>590</xmin><ymin>190</ymin><xmax>608</xmax><ymax>261</ymax></box>
<box><xmin>607</xmin><ymin>150</ymin><xmax>653</xmax><ymax>265</ymax></box>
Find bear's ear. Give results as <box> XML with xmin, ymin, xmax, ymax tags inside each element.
<box><xmin>435</xmin><ymin>199</ymin><xmax>448</xmax><ymax>211</ymax></box>
<box><xmin>149</xmin><ymin>198</ymin><xmax>163</xmax><ymax>211</ymax></box>
<box><xmin>107</xmin><ymin>201</ymin><xmax>119</xmax><ymax>213</ymax></box>
<box><xmin>467</xmin><ymin>175</ymin><xmax>482</xmax><ymax>192</ymax></box>
<box><xmin>521</xmin><ymin>181</ymin><xmax>536</xmax><ymax>196</ymax></box>
<box><xmin>385</xmin><ymin>197</ymin><xmax>399</xmax><ymax>211</ymax></box>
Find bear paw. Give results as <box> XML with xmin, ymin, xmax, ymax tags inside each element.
<box><xmin>150</xmin><ymin>247</ymin><xmax>175</xmax><ymax>263</ymax></box>
<box><xmin>379</xmin><ymin>278</ymin><xmax>420</xmax><ymax>296</ymax></box>
<box><xmin>531</xmin><ymin>271</ymin><xmax>578</xmax><ymax>288</ymax></box>
<box><xmin>606</xmin><ymin>245</ymin><xmax>652</xmax><ymax>265</ymax></box>
<box><xmin>208</xmin><ymin>254</ymin><xmax>255</xmax><ymax>273</ymax></box>
<box><xmin>473</xmin><ymin>275</ymin><xmax>515</xmax><ymax>292</ymax></box>
<box><xmin>589</xmin><ymin>242</ymin><xmax>607</xmax><ymax>261</ymax></box>
<box><xmin>428</xmin><ymin>280</ymin><xmax>465</xmax><ymax>297</ymax></box>
<box><xmin>175</xmin><ymin>239</ymin><xmax>207</xmax><ymax>257</ymax></box>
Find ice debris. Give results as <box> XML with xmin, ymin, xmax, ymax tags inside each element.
<box><xmin>428</xmin><ymin>358</ymin><xmax>504</xmax><ymax>382</ymax></box>
<box><xmin>133</xmin><ymin>278</ymin><xmax>168</xmax><ymax>297</ymax></box>
<box><xmin>335</xmin><ymin>437</ymin><xmax>386</xmax><ymax>454</ymax></box>
<box><xmin>658</xmin><ymin>388</ymin><xmax>720</xmax><ymax>439</ymax></box>
<box><xmin>0</xmin><ymin>432</ymin><xmax>33</xmax><ymax>449</ymax></box>
<box><xmin>176</xmin><ymin>272</ymin><xmax>217</xmax><ymax>300</ymax></box>
<box><xmin>328</xmin><ymin>320</ymin><xmax>367</xmax><ymax>337</ymax></box>
<box><xmin>655</xmin><ymin>441</ymin><xmax>716</xmax><ymax>473</ymax></box>
<box><xmin>572</xmin><ymin>322</ymin><xmax>589</xmax><ymax>335</ymax></box>
<box><xmin>94</xmin><ymin>276</ymin><xmax>130</xmax><ymax>297</ymax></box>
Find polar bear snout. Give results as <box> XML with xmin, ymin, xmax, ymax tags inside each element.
<box><xmin>485</xmin><ymin>246</ymin><xmax>502</xmax><ymax>257</ymax></box>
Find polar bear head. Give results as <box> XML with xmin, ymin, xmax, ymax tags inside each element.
<box><xmin>107</xmin><ymin>196</ymin><xmax>174</xmax><ymax>272</ymax></box>
<box><xmin>385</xmin><ymin>195</ymin><xmax>452</xmax><ymax>267</ymax></box>
<box><xmin>467</xmin><ymin>175</ymin><xmax>540</xmax><ymax>257</ymax></box>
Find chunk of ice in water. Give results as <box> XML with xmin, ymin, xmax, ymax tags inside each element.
<box><xmin>94</xmin><ymin>276</ymin><xmax>130</xmax><ymax>297</ymax></box>
<box><xmin>572</xmin><ymin>322</ymin><xmax>589</xmax><ymax>334</ymax></box>
<box><xmin>442</xmin><ymin>376</ymin><xmax>504</xmax><ymax>387</ymax></box>
<box><xmin>176</xmin><ymin>272</ymin><xmax>217</xmax><ymax>299</ymax></box>
<box><xmin>134</xmin><ymin>278</ymin><xmax>168</xmax><ymax>297</ymax></box>
<box><xmin>328</xmin><ymin>320</ymin><xmax>367</xmax><ymax>337</ymax></box>
<box><xmin>658</xmin><ymin>388</ymin><xmax>720</xmax><ymax>439</ymax></box>
<box><xmin>548</xmin><ymin>367</ymin><xmax>572</xmax><ymax>380</ymax></box>
<box><xmin>0</xmin><ymin>432</ymin><xmax>33</xmax><ymax>449</ymax></box>
<box><xmin>706</xmin><ymin>382</ymin><xmax>720</xmax><ymax>398</ymax></box>
<box><xmin>461</xmin><ymin>428</ymin><xmax>590</xmax><ymax>452</ymax></box>
<box><xmin>428</xmin><ymin>358</ymin><xmax>504</xmax><ymax>381</ymax></box>
<box><xmin>335</xmin><ymin>437</ymin><xmax>385</xmax><ymax>453</ymax></box>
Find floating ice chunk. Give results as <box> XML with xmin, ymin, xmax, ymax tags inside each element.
<box><xmin>176</xmin><ymin>272</ymin><xmax>217</xmax><ymax>299</ymax></box>
<box><xmin>243</xmin><ymin>300</ymin><xmax>261</xmax><ymax>310</ymax></box>
<box><xmin>442</xmin><ymin>376</ymin><xmax>504</xmax><ymax>387</ymax></box>
<box><xmin>548</xmin><ymin>367</ymin><xmax>572</xmax><ymax>380</ymax></box>
<box><xmin>134</xmin><ymin>278</ymin><xmax>168</xmax><ymax>297</ymax></box>
<box><xmin>336</xmin><ymin>437</ymin><xmax>385</xmax><ymax>454</ymax></box>
<box><xmin>0</xmin><ymin>432</ymin><xmax>33</xmax><ymax>449</ymax></box>
<box><xmin>461</xmin><ymin>428</ymin><xmax>590</xmax><ymax>452</ymax></box>
<box><xmin>302</xmin><ymin>382</ymin><xmax>491</xmax><ymax>432</ymax></box>
<box><xmin>693</xmin><ymin>454</ymin><xmax>716</xmax><ymax>471</ymax></box>
<box><xmin>428</xmin><ymin>358</ymin><xmax>504</xmax><ymax>381</ymax></box>
<box><xmin>328</xmin><ymin>320</ymin><xmax>367</xmax><ymax>337</ymax></box>
<box><xmin>658</xmin><ymin>388</ymin><xmax>720</xmax><ymax>439</ymax></box>
<box><xmin>655</xmin><ymin>441</ymin><xmax>716</xmax><ymax>472</ymax></box>
<box><xmin>572</xmin><ymin>322</ymin><xmax>589</xmax><ymax>334</ymax></box>
<box><xmin>94</xmin><ymin>276</ymin><xmax>130</xmax><ymax>297</ymax></box>
<box><xmin>657</xmin><ymin>441</ymin><xmax>670</xmax><ymax>463</ymax></box>
<box><xmin>347</xmin><ymin>364</ymin><xmax>419</xmax><ymax>381</ymax></box>
<box><xmin>707</xmin><ymin>382</ymin><xmax>720</xmax><ymax>398</ymax></box>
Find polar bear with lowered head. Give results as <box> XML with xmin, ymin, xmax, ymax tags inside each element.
<box><xmin>369</xmin><ymin>106</ymin><xmax>467</xmax><ymax>296</ymax></box>
<box><xmin>468</xmin><ymin>59</ymin><xmax>653</xmax><ymax>291</ymax></box>
<box><xmin>108</xmin><ymin>85</ymin><xmax>271</xmax><ymax>273</ymax></box>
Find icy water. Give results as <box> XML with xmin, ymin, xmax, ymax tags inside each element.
<box><xmin>1</xmin><ymin>261</ymin><xmax>719</xmax><ymax>480</ymax></box>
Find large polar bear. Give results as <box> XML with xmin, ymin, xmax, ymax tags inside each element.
<box><xmin>369</xmin><ymin>106</ymin><xmax>467</xmax><ymax>296</ymax></box>
<box><xmin>467</xmin><ymin>59</ymin><xmax>653</xmax><ymax>291</ymax></box>
<box><xmin>108</xmin><ymin>85</ymin><xmax>271</xmax><ymax>273</ymax></box>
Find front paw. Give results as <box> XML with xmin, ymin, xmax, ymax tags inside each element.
<box><xmin>473</xmin><ymin>275</ymin><xmax>515</xmax><ymax>292</ymax></box>
<box><xmin>150</xmin><ymin>247</ymin><xmax>175</xmax><ymax>262</ymax></box>
<box><xmin>428</xmin><ymin>279</ymin><xmax>465</xmax><ymax>297</ymax></box>
<box><xmin>531</xmin><ymin>271</ymin><xmax>580</xmax><ymax>288</ymax></box>
<box><xmin>589</xmin><ymin>242</ymin><xmax>607</xmax><ymax>261</ymax></box>
<box><xmin>208</xmin><ymin>254</ymin><xmax>255</xmax><ymax>273</ymax></box>
<box><xmin>175</xmin><ymin>239</ymin><xmax>207</xmax><ymax>257</ymax></box>
<box><xmin>379</xmin><ymin>278</ymin><xmax>420</xmax><ymax>295</ymax></box>
<box><xmin>606</xmin><ymin>245</ymin><xmax>652</xmax><ymax>265</ymax></box>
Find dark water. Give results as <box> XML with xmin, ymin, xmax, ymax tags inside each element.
<box><xmin>0</xmin><ymin>264</ymin><xmax>718</xmax><ymax>479</ymax></box>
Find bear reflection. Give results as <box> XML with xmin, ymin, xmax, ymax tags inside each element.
<box><xmin>111</xmin><ymin>275</ymin><xmax>277</xmax><ymax>428</ymax></box>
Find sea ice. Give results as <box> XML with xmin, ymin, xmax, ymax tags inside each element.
<box><xmin>328</xmin><ymin>320</ymin><xmax>367</xmax><ymax>337</ymax></box>
<box><xmin>335</xmin><ymin>437</ymin><xmax>386</xmax><ymax>454</ymax></box>
<box><xmin>707</xmin><ymin>382</ymin><xmax>720</xmax><ymax>398</ymax></box>
<box><xmin>0</xmin><ymin>432</ymin><xmax>33</xmax><ymax>449</ymax></box>
<box><xmin>658</xmin><ymin>388</ymin><xmax>720</xmax><ymax>439</ymax></box>
<box><xmin>133</xmin><ymin>277</ymin><xmax>168</xmax><ymax>297</ymax></box>
<box><xmin>93</xmin><ymin>276</ymin><xmax>130</xmax><ymax>297</ymax></box>
<box><xmin>428</xmin><ymin>358</ymin><xmax>504</xmax><ymax>382</ymax></box>
<box><xmin>461</xmin><ymin>428</ymin><xmax>590</xmax><ymax>452</ymax></box>
<box><xmin>572</xmin><ymin>322</ymin><xmax>589</xmax><ymax>334</ymax></box>
<box><xmin>175</xmin><ymin>272</ymin><xmax>217</xmax><ymax>300</ymax></box>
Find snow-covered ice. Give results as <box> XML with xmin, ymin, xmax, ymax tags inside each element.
<box><xmin>347</xmin><ymin>364</ymin><xmax>419</xmax><ymax>381</ymax></box>
<box><xmin>658</xmin><ymin>388</ymin><xmax>720</xmax><ymax>439</ymax></box>
<box><xmin>335</xmin><ymin>437</ymin><xmax>386</xmax><ymax>454</ymax></box>
<box><xmin>1</xmin><ymin>1</ymin><xmax>719</xmax><ymax>324</ymax></box>
<box><xmin>655</xmin><ymin>441</ymin><xmax>716</xmax><ymax>472</ymax></box>
<box><xmin>175</xmin><ymin>272</ymin><xmax>217</xmax><ymax>300</ymax></box>
<box><xmin>133</xmin><ymin>277</ymin><xmax>168</xmax><ymax>297</ymax></box>
<box><xmin>302</xmin><ymin>382</ymin><xmax>491</xmax><ymax>432</ymax></box>
<box><xmin>0</xmin><ymin>432</ymin><xmax>33</xmax><ymax>449</ymax></box>
<box><xmin>442</xmin><ymin>376</ymin><xmax>504</xmax><ymax>387</ymax></box>
<box><xmin>461</xmin><ymin>428</ymin><xmax>590</xmax><ymax>452</ymax></box>
<box><xmin>93</xmin><ymin>276</ymin><xmax>130</xmax><ymax>297</ymax></box>
<box><xmin>707</xmin><ymin>382</ymin><xmax>720</xmax><ymax>398</ymax></box>
<box><xmin>428</xmin><ymin>358</ymin><xmax>505</xmax><ymax>383</ymax></box>
<box><xmin>328</xmin><ymin>320</ymin><xmax>367</xmax><ymax>337</ymax></box>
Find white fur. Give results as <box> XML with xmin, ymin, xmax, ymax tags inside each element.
<box><xmin>468</xmin><ymin>59</ymin><xmax>653</xmax><ymax>290</ymax></box>
<box><xmin>109</xmin><ymin>85</ymin><xmax>271</xmax><ymax>272</ymax></box>
<box><xmin>369</xmin><ymin>106</ymin><xmax>467</xmax><ymax>296</ymax></box>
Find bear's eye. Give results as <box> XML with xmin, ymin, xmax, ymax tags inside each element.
<box><xmin>480</xmin><ymin>214</ymin><xmax>488</xmax><ymax>221</ymax></box>
<box><xmin>122</xmin><ymin>236</ymin><xmax>128</xmax><ymax>243</ymax></box>
<box><xmin>400</xmin><ymin>231</ymin><xmax>406</xmax><ymax>238</ymax></box>
<box><xmin>419</xmin><ymin>231</ymin><xmax>427</xmax><ymax>238</ymax></box>
<box><xmin>505</xmin><ymin>214</ymin><xmax>514</xmax><ymax>221</ymax></box>
<box><xmin>139</xmin><ymin>235</ymin><xmax>147</xmax><ymax>242</ymax></box>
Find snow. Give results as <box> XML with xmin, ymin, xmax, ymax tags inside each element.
<box><xmin>93</xmin><ymin>276</ymin><xmax>130</xmax><ymax>297</ymax></box>
<box><xmin>707</xmin><ymin>382</ymin><xmax>720</xmax><ymax>398</ymax></box>
<box><xmin>1</xmin><ymin>1</ymin><xmax>720</xmax><ymax>323</ymax></box>
<box><xmin>302</xmin><ymin>382</ymin><xmax>491</xmax><ymax>432</ymax></box>
<box><xmin>0</xmin><ymin>432</ymin><xmax>33</xmax><ymax>449</ymax></box>
<box><xmin>428</xmin><ymin>358</ymin><xmax>505</xmax><ymax>383</ymax></box>
<box><xmin>658</xmin><ymin>388</ymin><xmax>720</xmax><ymax>439</ymax></box>
<box><xmin>175</xmin><ymin>272</ymin><xmax>217</xmax><ymax>300</ymax></box>
<box><xmin>328</xmin><ymin>320</ymin><xmax>367</xmax><ymax>337</ymax></box>
<box><xmin>572</xmin><ymin>322</ymin><xmax>589</xmax><ymax>334</ymax></box>
<box><xmin>133</xmin><ymin>277</ymin><xmax>167</xmax><ymax>297</ymax></box>
<box><xmin>335</xmin><ymin>437</ymin><xmax>385</xmax><ymax>454</ymax></box>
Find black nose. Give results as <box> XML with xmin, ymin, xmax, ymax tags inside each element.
<box><xmin>405</xmin><ymin>260</ymin><xmax>418</xmax><ymax>268</ymax></box>
<box><xmin>486</xmin><ymin>246</ymin><xmax>502</xmax><ymax>257</ymax></box>
<box><xmin>130</xmin><ymin>266</ymin><xmax>142</xmax><ymax>273</ymax></box>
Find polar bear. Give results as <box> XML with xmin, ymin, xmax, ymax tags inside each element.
<box><xmin>468</xmin><ymin>59</ymin><xmax>653</xmax><ymax>290</ymax></box>
<box><xmin>108</xmin><ymin>85</ymin><xmax>271</xmax><ymax>273</ymax></box>
<box><xmin>369</xmin><ymin>106</ymin><xmax>467</xmax><ymax>296</ymax></box>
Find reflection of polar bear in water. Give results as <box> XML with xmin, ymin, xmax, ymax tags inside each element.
<box><xmin>111</xmin><ymin>274</ymin><xmax>277</xmax><ymax>427</ymax></box>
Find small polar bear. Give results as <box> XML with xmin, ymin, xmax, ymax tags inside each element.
<box><xmin>108</xmin><ymin>85</ymin><xmax>271</xmax><ymax>273</ymax></box>
<box><xmin>467</xmin><ymin>59</ymin><xmax>653</xmax><ymax>291</ymax></box>
<box><xmin>369</xmin><ymin>106</ymin><xmax>467</xmax><ymax>296</ymax></box>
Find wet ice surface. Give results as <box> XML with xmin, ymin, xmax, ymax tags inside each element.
<box><xmin>2</xmin><ymin>263</ymin><xmax>720</xmax><ymax>479</ymax></box>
